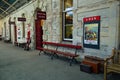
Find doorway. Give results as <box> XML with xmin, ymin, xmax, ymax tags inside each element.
<box><xmin>118</xmin><ymin>4</ymin><xmax>120</xmax><ymax>49</ymax></box>
<box><xmin>9</xmin><ymin>24</ymin><xmax>11</xmax><ymax>42</ymax></box>
<box><xmin>35</xmin><ymin>19</ymin><xmax>43</xmax><ymax>50</ymax></box>
<box><xmin>14</xmin><ymin>24</ymin><xmax>17</xmax><ymax>43</ymax></box>
<box><xmin>4</xmin><ymin>22</ymin><xmax>6</xmax><ymax>39</ymax></box>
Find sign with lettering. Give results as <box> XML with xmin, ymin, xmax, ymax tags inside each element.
<box><xmin>83</xmin><ymin>16</ymin><xmax>100</xmax><ymax>22</ymax></box>
<box><xmin>37</xmin><ymin>11</ymin><xmax>46</xmax><ymax>20</ymax></box>
<box><xmin>18</xmin><ymin>17</ymin><xmax>26</xmax><ymax>21</ymax></box>
<box><xmin>83</xmin><ymin>16</ymin><xmax>100</xmax><ymax>49</ymax></box>
<box><xmin>9</xmin><ymin>22</ymin><xmax>15</xmax><ymax>24</ymax></box>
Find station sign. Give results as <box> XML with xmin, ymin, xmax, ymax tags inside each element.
<box><xmin>9</xmin><ymin>22</ymin><xmax>15</xmax><ymax>24</ymax></box>
<box><xmin>37</xmin><ymin>11</ymin><xmax>46</xmax><ymax>20</ymax></box>
<box><xmin>83</xmin><ymin>16</ymin><xmax>100</xmax><ymax>22</ymax></box>
<box><xmin>18</xmin><ymin>17</ymin><xmax>26</xmax><ymax>21</ymax></box>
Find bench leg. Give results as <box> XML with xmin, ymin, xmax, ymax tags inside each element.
<box><xmin>51</xmin><ymin>53</ymin><xmax>58</xmax><ymax>60</ymax></box>
<box><xmin>69</xmin><ymin>57</ymin><xmax>74</xmax><ymax>66</ymax></box>
<box><xmin>69</xmin><ymin>60</ymin><xmax>72</xmax><ymax>66</ymax></box>
<box><xmin>39</xmin><ymin>50</ymin><xmax>44</xmax><ymax>56</ymax></box>
<box><xmin>51</xmin><ymin>53</ymin><xmax>54</xmax><ymax>60</ymax></box>
<box><xmin>69</xmin><ymin>57</ymin><xmax>77</xmax><ymax>66</ymax></box>
<box><xmin>104</xmin><ymin>71</ymin><xmax>107</xmax><ymax>80</ymax></box>
<box><xmin>55</xmin><ymin>53</ymin><xmax>59</xmax><ymax>58</ymax></box>
<box><xmin>104</xmin><ymin>64</ymin><xmax>107</xmax><ymax>80</ymax></box>
<box><xmin>39</xmin><ymin>51</ymin><xmax>41</xmax><ymax>56</ymax></box>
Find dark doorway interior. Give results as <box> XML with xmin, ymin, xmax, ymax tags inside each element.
<box><xmin>35</xmin><ymin>20</ymin><xmax>43</xmax><ymax>49</ymax></box>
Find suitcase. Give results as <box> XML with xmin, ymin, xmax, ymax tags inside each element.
<box><xmin>82</xmin><ymin>60</ymin><xmax>100</xmax><ymax>73</ymax></box>
<box><xmin>80</xmin><ymin>63</ymin><xmax>92</xmax><ymax>73</ymax></box>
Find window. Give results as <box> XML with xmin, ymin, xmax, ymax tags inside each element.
<box><xmin>62</xmin><ymin>0</ymin><xmax>73</xmax><ymax>41</ymax></box>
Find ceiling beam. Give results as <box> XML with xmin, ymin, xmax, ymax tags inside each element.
<box><xmin>0</xmin><ymin>0</ymin><xmax>30</xmax><ymax>19</ymax></box>
<box><xmin>2</xmin><ymin>0</ymin><xmax>19</xmax><ymax>14</ymax></box>
<box><xmin>0</xmin><ymin>7</ymin><xmax>8</xmax><ymax>14</ymax></box>
<box><xmin>2</xmin><ymin>0</ymin><xmax>16</xmax><ymax>10</ymax></box>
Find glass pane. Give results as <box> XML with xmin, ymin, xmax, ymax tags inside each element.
<box><xmin>64</xmin><ymin>0</ymin><xmax>73</xmax><ymax>10</ymax></box>
<box><xmin>62</xmin><ymin>0</ymin><xmax>73</xmax><ymax>40</ymax></box>
<box><xmin>65</xmin><ymin>11</ymin><xmax>73</xmax><ymax>24</ymax></box>
<box><xmin>65</xmin><ymin>25</ymin><xmax>73</xmax><ymax>39</ymax></box>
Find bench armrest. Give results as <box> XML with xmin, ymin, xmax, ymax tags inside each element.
<box><xmin>104</xmin><ymin>48</ymin><xmax>116</xmax><ymax>65</ymax></box>
<box><xmin>104</xmin><ymin>56</ymin><xmax>114</xmax><ymax>64</ymax></box>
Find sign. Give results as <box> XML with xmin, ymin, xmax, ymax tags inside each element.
<box><xmin>83</xmin><ymin>16</ymin><xmax>100</xmax><ymax>49</ymax></box>
<box><xmin>18</xmin><ymin>17</ymin><xmax>26</xmax><ymax>21</ymax></box>
<box><xmin>37</xmin><ymin>11</ymin><xmax>46</xmax><ymax>20</ymax></box>
<box><xmin>9</xmin><ymin>22</ymin><xmax>15</xmax><ymax>24</ymax></box>
<box><xmin>83</xmin><ymin>16</ymin><xmax>100</xmax><ymax>22</ymax></box>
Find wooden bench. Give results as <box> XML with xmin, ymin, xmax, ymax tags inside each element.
<box><xmin>104</xmin><ymin>48</ymin><xmax>120</xmax><ymax>80</ymax></box>
<box><xmin>38</xmin><ymin>41</ymin><xmax>82</xmax><ymax>66</ymax></box>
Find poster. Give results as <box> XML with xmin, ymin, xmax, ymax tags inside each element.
<box><xmin>17</xmin><ymin>23</ymin><xmax>22</xmax><ymax>42</ymax></box>
<box><xmin>83</xmin><ymin>16</ymin><xmax>100</xmax><ymax>49</ymax></box>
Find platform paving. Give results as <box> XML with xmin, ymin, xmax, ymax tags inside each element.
<box><xmin>0</xmin><ymin>41</ymin><xmax>119</xmax><ymax>80</ymax></box>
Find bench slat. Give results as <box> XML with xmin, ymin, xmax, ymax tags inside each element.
<box><xmin>56</xmin><ymin>51</ymin><xmax>79</xmax><ymax>57</ymax></box>
<box><xmin>42</xmin><ymin>41</ymin><xmax>82</xmax><ymax>49</ymax></box>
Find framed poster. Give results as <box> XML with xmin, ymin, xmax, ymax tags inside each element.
<box><xmin>83</xmin><ymin>16</ymin><xmax>100</xmax><ymax>49</ymax></box>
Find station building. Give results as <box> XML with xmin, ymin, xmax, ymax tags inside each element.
<box><xmin>0</xmin><ymin>0</ymin><xmax>120</xmax><ymax>60</ymax></box>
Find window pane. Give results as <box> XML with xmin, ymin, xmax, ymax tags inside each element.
<box><xmin>65</xmin><ymin>11</ymin><xmax>73</xmax><ymax>24</ymax></box>
<box><xmin>65</xmin><ymin>25</ymin><xmax>73</xmax><ymax>39</ymax></box>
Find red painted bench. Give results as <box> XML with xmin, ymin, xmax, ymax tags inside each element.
<box><xmin>38</xmin><ymin>41</ymin><xmax>82</xmax><ymax>66</ymax></box>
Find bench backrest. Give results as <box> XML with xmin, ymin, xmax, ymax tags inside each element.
<box><xmin>42</xmin><ymin>42</ymin><xmax>58</xmax><ymax>46</ymax></box>
<box><xmin>42</xmin><ymin>42</ymin><xmax>58</xmax><ymax>50</ymax></box>
<box><xmin>42</xmin><ymin>41</ymin><xmax>82</xmax><ymax>49</ymax></box>
<box><xmin>114</xmin><ymin>49</ymin><xmax>120</xmax><ymax>64</ymax></box>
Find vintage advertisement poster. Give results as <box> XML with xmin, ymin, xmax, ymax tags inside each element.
<box><xmin>84</xmin><ymin>23</ymin><xmax>98</xmax><ymax>45</ymax></box>
<box><xmin>83</xmin><ymin>16</ymin><xmax>100</xmax><ymax>49</ymax></box>
<box><xmin>17</xmin><ymin>23</ymin><xmax>22</xmax><ymax>42</ymax></box>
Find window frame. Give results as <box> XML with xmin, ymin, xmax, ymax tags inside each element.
<box><xmin>62</xmin><ymin>0</ymin><xmax>73</xmax><ymax>41</ymax></box>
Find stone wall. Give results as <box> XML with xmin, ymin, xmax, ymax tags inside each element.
<box><xmin>0</xmin><ymin>0</ymin><xmax>119</xmax><ymax>59</ymax></box>
<box><xmin>73</xmin><ymin>0</ymin><xmax>120</xmax><ymax>59</ymax></box>
<box><xmin>0</xmin><ymin>21</ymin><xmax>2</xmax><ymax>35</ymax></box>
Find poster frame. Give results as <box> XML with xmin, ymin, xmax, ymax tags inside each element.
<box><xmin>83</xmin><ymin>16</ymin><xmax>100</xmax><ymax>49</ymax></box>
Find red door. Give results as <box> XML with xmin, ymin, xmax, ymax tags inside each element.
<box><xmin>9</xmin><ymin>24</ymin><xmax>11</xmax><ymax>41</ymax></box>
<box><xmin>35</xmin><ymin>20</ymin><xmax>43</xmax><ymax>49</ymax></box>
<box><xmin>14</xmin><ymin>25</ymin><xmax>17</xmax><ymax>42</ymax></box>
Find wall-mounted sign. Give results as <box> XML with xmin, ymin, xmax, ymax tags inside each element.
<box><xmin>18</xmin><ymin>17</ymin><xmax>26</xmax><ymax>21</ymax></box>
<box><xmin>37</xmin><ymin>11</ymin><xmax>46</xmax><ymax>20</ymax></box>
<box><xmin>9</xmin><ymin>22</ymin><xmax>15</xmax><ymax>24</ymax></box>
<box><xmin>83</xmin><ymin>16</ymin><xmax>100</xmax><ymax>49</ymax></box>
